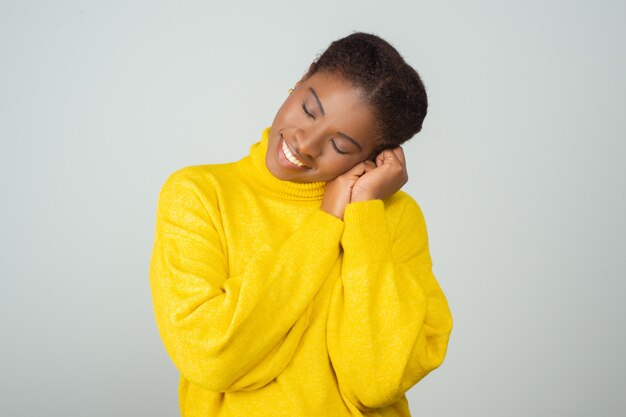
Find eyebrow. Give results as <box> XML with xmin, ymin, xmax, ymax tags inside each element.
<box><xmin>309</xmin><ymin>87</ymin><xmax>325</xmax><ymax>116</ymax></box>
<box><xmin>309</xmin><ymin>86</ymin><xmax>363</xmax><ymax>151</ymax></box>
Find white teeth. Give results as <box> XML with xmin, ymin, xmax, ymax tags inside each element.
<box><xmin>281</xmin><ymin>139</ymin><xmax>307</xmax><ymax>167</ymax></box>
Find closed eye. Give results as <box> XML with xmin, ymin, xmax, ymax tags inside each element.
<box><xmin>331</xmin><ymin>139</ymin><xmax>348</xmax><ymax>155</ymax></box>
<box><xmin>301</xmin><ymin>102</ymin><xmax>315</xmax><ymax>120</ymax></box>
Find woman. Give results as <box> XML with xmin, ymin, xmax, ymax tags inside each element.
<box><xmin>149</xmin><ymin>32</ymin><xmax>453</xmax><ymax>417</ymax></box>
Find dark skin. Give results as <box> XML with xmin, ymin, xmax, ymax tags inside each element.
<box><xmin>266</xmin><ymin>72</ymin><xmax>408</xmax><ymax>220</ymax></box>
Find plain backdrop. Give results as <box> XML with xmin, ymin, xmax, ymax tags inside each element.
<box><xmin>1</xmin><ymin>1</ymin><xmax>625</xmax><ymax>416</ymax></box>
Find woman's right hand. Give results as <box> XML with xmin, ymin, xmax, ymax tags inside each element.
<box><xmin>321</xmin><ymin>160</ymin><xmax>376</xmax><ymax>220</ymax></box>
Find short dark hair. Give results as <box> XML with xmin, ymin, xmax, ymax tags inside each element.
<box><xmin>304</xmin><ymin>32</ymin><xmax>428</xmax><ymax>157</ymax></box>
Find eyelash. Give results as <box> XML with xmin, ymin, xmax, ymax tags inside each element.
<box><xmin>301</xmin><ymin>101</ymin><xmax>348</xmax><ymax>155</ymax></box>
<box><xmin>301</xmin><ymin>102</ymin><xmax>315</xmax><ymax>120</ymax></box>
<box><xmin>331</xmin><ymin>140</ymin><xmax>348</xmax><ymax>155</ymax></box>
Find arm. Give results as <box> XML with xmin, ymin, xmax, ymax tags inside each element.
<box><xmin>326</xmin><ymin>196</ymin><xmax>453</xmax><ymax>411</ymax></box>
<box><xmin>149</xmin><ymin>167</ymin><xmax>344</xmax><ymax>392</ymax></box>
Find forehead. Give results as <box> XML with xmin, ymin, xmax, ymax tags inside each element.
<box><xmin>301</xmin><ymin>72</ymin><xmax>379</xmax><ymax>150</ymax></box>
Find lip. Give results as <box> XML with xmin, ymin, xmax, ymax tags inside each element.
<box><xmin>277</xmin><ymin>134</ymin><xmax>309</xmax><ymax>170</ymax></box>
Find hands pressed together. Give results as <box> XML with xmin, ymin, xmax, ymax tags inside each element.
<box><xmin>320</xmin><ymin>146</ymin><xmax>408</xmax><ymax>220</ymax></box>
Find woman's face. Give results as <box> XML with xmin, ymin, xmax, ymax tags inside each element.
<box><xmin>266</xmin><ymin>72</ymin><xmax>380</xmax><ymax>183</ymax></box>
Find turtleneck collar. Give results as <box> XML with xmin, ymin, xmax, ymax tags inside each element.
<box><xmin>236</xmin><ymin>127</ymin><xmax>327</xmax><ymax>201</ymax></box>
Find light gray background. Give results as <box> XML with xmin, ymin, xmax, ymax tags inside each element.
<box><xmin>1</xmin><ymin>1</ymin><xmax>624</xmax><ymax>416</ymax></box>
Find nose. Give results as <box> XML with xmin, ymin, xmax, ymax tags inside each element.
<box><xmin>294</xmin><ymin>127</ymin><xmax>322</xmax><ymax>159</ymax></box>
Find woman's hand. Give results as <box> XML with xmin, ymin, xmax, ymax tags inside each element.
<box><xmin>321</xmin><ymin>160</ymin><xmax>377</xmax><ymax>220</ymax></box>
<box><xmin>351</xmin><ymin>147</ymin><xmax>408</xmax><ymax>202</ymax></box>
<box><xmin>320</xmin><ymin>146</ymin><xmax>408</xmax><ymax>220</ymax></box>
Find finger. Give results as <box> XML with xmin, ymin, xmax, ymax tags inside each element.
<box><xmin>363</xmin><ymin>160</ymin><xmax>376</xmax><ymax>168</ymax></box>
<box><xmin>391</xmin><ymin>146</ymin><xmax>406</xmax><ymax>165</ymax></box>
<box><xmin>363</xmin><ymin>162</ymin><xmax>376</xmax><ymax>173</ymax></box>
<box><xmin>381</xmin><ymin>147</ymin><xmax>406</xmax><ymax>169</ymax></box>
<box><xmin>358</xmin><ymin>160</ymin><xmax>377</xmax><ymax>174</ymax></box>
<box><xmin>376</xmin><ymin>149</ymin><xmax>397</xmax><ymax>166</ymax></box>
<box><xmin>375</xmin><ymin>150</ymin><xmax>387</xmax><ymax>167</ymax></box>
<box><xmin>341</xmin><ymin>160</ymin><xmax>370</xmax><ymax>177</ymax></box>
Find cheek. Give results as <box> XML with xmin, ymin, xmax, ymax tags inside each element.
<box><xmin>320</xmin><ymin>157</ymin><xmax>359</xmax><ymax>178</ymax></box>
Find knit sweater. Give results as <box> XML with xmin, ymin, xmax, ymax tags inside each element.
<box><xmin>149</xmin><ymin>127</ymin><xmax>453</xmax><ymax>417</ymax></box>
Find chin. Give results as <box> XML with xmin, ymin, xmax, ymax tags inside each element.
<box><xmin>265</xmin><ymin>157</ymin><xmax>292</xmax><ymax>181</ymax></box>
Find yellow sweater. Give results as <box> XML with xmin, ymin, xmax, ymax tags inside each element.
<box><xmin>149</xmin><ymin>127</ymin><xmax>453</xmax><ymax>417</ymax></box>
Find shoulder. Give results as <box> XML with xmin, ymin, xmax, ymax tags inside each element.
<box><xmin>385</xmin><ymin>190</ymin><xmax>426</xmax><ymax>223</ymax></box>
<box><xmin>159</xmin><ymin>163</ymin><xmax>237</xmax><ymax>198</ymax></box>
<box><xmin>161</xmin><ymin>162</ymin><xmax>236</xmax><ymax>188</ymax></box>
<box><xmin>384</xmin><ymin>190</ymin><xmax>430</xmax><ymax>251</ymax></box>
<box><xmin>156</xmin><ymin>163</ymin><xmax>237</xmax><ymax>215</ymax></box>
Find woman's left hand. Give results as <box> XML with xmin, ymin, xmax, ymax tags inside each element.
<box><xmin>351</xmin><ymin>147</ymin><xmax>408</xmax><ymax>202</ymax></box>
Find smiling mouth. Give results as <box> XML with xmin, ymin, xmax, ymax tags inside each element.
<box><xmin>281</xmin><ymin>137</ymin><xmax>309</xmax><ymax>168</ymax></box>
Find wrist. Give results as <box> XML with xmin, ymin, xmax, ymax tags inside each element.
<box><xmin>351</xmin><ymin>193</ymin><xmax>377</xmax><ymax>203</ymax></box>
<box><xmin>320</xmin><ymin>201</ymin><xmax>345</xmax><ymax>220</ymax></box>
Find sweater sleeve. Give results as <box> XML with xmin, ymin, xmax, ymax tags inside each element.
<box><xmin>326</xmin><ymin>197</ymin><xmax>453</xmax><ymax>411</ymax></box>
<box><xmin>149</xmin><ymin>168</ymin><xmax>344</xmax><ymax>393</ymax></box>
